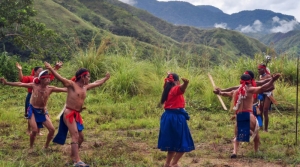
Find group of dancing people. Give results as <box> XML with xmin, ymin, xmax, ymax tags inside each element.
<box><xmin>157</xmin><ymin>63</ymin><xmax>279</xmax><ymax>167</ymax></box>
<box><xmin>0</xmin><ymin>62</ymin><xmax>110</xmax><ymax>167</ymax></box>
<box><xmin>0</xmin><ymin>61</ymin><xmax>279</xmax><ymax>167</ymax></box>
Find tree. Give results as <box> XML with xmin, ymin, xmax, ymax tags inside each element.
<box><xmin>0</xmin><ymin>0</ymin><xmax>70</xmax><ymax>61</ymax></box>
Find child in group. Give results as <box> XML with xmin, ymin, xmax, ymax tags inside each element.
<box><xmin>158</xmin><ymin>73</ymin><xmax>194</xmax><ymax>167</ymax></box>
<box><xmin>0</xmin><ymin>70</ymin><xmax>67</xmax><ymax>149</ymax></box>
<box><xmin>16</xmin><ymin>61</ymin><xmax>63</xmax><ymax>135</ymax></box>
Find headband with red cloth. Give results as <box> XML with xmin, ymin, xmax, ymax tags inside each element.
<box><xmin>33</xmin><ymin>70</ymin><xmax>51</xmax><ymax>84</ymax></box>
<box><xmin>258</xmin><ymin>65</ymin><xmax>270</xmax><ymax>75</ymax></box>
<box><xmin>233</xmin><ymin>78</ymin><xmax>251</xmax><ymax>111</ymax></box>
<box><xmin>244</xmin><ymin>71</ymin><xmax>257</xmax><ymax>99</ymax></box>
<box><xmin>71</xmin><ymin>71</ymin><xmax>89</xmax><ymax>81</ymax></box>
<box><xmin>163</xmin><ymin>74</ymin><xmax>175</xmax><ymax>88</ymax></box>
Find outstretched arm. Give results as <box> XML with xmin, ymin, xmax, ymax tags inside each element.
<box><xmin>16</xmin><ymin>62</ymin><xmax>24</xmax><ymax>81</ymax></box>
<box><xmin>49</xmin><ymin>86</ymin><xmax>68</xmax><ymax>93</ymax></box>
<box><xmin>219</xmin><ymin>86</ymin><xmax>239</xmax><ymax>92</ymax></box>
<box><xmin>213</xmin><ymin>88</ymin><xmax>234</xmax><ymax>97</ymax></box>
<box><xmin>180</xmin><ymin>78</ymin><xmax>189</xmax><ymax>92</ymax></box>
<box><xmin>0</xmin><ymin>78</ymin><xmax>33</xmax><ymax>88</ymax></box>
<box><xmin>250</xmin><ymin>73</ymin><xmax>280</xmax><ymax>94</ymax></box>
<box><xmin>44</xmin><ymin>61</ymin><xmax>72</xmax><ymax>87</ymax></box>
<box><xmin>256</xmin><ymin>78</ymin><xmax>271</xmax><ymax>86</ymax></box>
<box><xmin>86</xmin><ymin>72</ymin><xmax>110</xmax><ymax>90</ymax></box>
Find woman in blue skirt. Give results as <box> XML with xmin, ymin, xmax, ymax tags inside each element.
<box><xmin>158</xmin><ymin>73</ymin><xmax>194</xmax><ymax>167</ymax></box>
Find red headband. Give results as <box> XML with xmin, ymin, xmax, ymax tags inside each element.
<box><xmin>39</xmin><ymin>75</ymin><xmax>51</xmax><ymax>79</ymax></box>
<box><xmin>163</xmin><ymin>74</ymin><xmax>175</xmax><ymax>88</ymax></box>
<box><xmin>233</xmin><ymin>79</ymin><xmax>251</xmax><ymax>110</ymax></box>
<box><xmin>71</xmin><ymin>71</ymin><xmax>90</xmax><ymax>81</ymax></box>
<box><xmin>258</xmin><ymin>65</ymin><xmax>270</xmax><ymax>75</ymax></box>
<box><xmin>244</xmin><ymin>71</ymin><xmax>257</xmax><ymax>99</ymax></box>
<box><xmin>33</xmin><ymin>75</ymin><xmax>50</xmax><ymax>84</ymax></box>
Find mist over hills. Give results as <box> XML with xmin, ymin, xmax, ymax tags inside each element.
<box><xmin>121</xmin><ymin>0</ymin><xmax>300</xmax><ymax>54</ymax></box>
<box><xmin>130</xmin><ymin>0</ymin><xmax>300</xmax><ymax>35</ymax></box>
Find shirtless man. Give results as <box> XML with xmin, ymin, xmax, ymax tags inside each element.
<box><xmin>16</xmin><ymin>62</ymin><xmax>63</xmax><ymax>135</ymax></box>
<box><xmin>258</xmin><ymin>63</ymin><xmax>273</xmax><ymax>132</ymax></box>
<box><xmin>217</xmin><ymin>70</ymin><xmax>273</xmax><ymax>127</ymax></box>
<box><xmin>0</xmin><ymin>70</ymin><xmax>67</xmax><ymax>149</ymax></box>
<box><xmin>213</xmin><ymin>73</ymin><xmax>280</xmax><ymax>158</ymax></box>
<box><xmin>45</xmin><ymin>62</ymin><xmax>110</xmax><ymax>167</ymax></box>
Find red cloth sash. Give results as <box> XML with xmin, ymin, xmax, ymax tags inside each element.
<box><xmin>65</xmin><ymin>107</ymin><xmax>83</xmax><ymax>125</ymax></box>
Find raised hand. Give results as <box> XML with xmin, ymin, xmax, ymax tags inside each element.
<box><xmin>213</xmin><ymin>88</ymin><xmax>221</xmax><ymax>95</ymax></box>
<box><xmin>0</xmin><ymin>78</ymin><xmax>7</xmax><ymax>85</ymax></box>
<box><xmin>181</xmin><ymin>78</ymin><xmax>189</xmax><ymax>84</ymax></box>
<box><xmin>16</xmin><ymin>62</ymin><xmax>22</xmax><ymax>70</ymax></box>
<box><xmin>44</xmin><ymin>62</ymin><xmax>52</xmax><ymax>69</ymax></box>
<box><xmin>271</xmin><ymin>73</ymin><xmax>281</xmax><ymax>81</ymax></box>
<box><xmin>105</xmin><ymin>72</ymin><xmax>111</xmax><ymax>80</ymax></box>
<box><xmin>54</xmin><ymin>61</ymin><xmax>63</xmax><ymax>70</ymax></box>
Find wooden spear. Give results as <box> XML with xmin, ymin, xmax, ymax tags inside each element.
<box><xmin>208</xmin><ymin>73</ymin><xmax>228</xmax><ymax>110</ymax></box>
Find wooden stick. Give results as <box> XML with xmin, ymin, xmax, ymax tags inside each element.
<box><xmin>56</xmin><ymin>104</ymin><xmax>66</xmax><ymax>119</ymax></box>
<box><xmin>208</xmin><ymin>73</ymin><xmax>228</xmax><ymax>110</ymax></box>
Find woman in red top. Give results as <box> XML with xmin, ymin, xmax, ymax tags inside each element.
<box><xmin>158</xmin><ymin>73</ymin><xmax>194</xmax><ymax>167</ymax></box>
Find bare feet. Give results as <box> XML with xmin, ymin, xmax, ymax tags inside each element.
<box><xmin>27</xmin><ymin>148</ymin><xmax>34</xmax><ymax>154</ymax></box>
<box><xmin>39</xmin><ymin>132</ymin><xmax>44</xmax><ymax>136</ymax></box>
<box><xmin>170</xmin><ymin>164</ymin><xmax>179</xmax><ymax>167</ymax></box>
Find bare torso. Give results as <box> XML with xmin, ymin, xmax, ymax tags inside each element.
<box><xmin>234</xmin><ymin>85</ymin><xmax>258</xmax><ymax>131</ymax></box>
<box><xmin>65</xmin><ymin>81</ymin><xmax>87</xmax><ymax>112</ymax></box>
<box><xmin>234</xmin><ymin>86</ymin><xmax>254</xmax><ymax>112</ymax></box>
<box><xmin>30</xmin><ymin>84</ymin><xmax>53</xmax><ymax>109</ymax></box>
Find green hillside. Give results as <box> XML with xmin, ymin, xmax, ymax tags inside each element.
<box><xmin>260</xmin><ymin>30</ymin><xmax>300</xmax><ymax>55</ymax></box>
<box><xmin>28</xmin><ymin>0</ymin><xmax>269</xmax><ymax>63</ymax></box>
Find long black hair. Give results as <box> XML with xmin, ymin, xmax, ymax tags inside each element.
<box><xmin>160</xmin><ymin>73</ymin><xmax>179</xmax><ymax>104</ymax></box>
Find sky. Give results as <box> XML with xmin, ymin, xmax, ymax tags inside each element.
<box><xmin>157</xmin><ymin>0</ymin><xmax>300</xmax><ymax>21</ymax></box>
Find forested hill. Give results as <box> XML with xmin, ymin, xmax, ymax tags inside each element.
<box><xmin>1</xmin><ymin>0</ymin><xmax>269</xmax><ymax>63</ymax></box>
<box><xmin>132</xmin><ymin>0</ymin><xmax>300</xmax><ymax>34</ymax></box>
<box><xmin>260</xmin><ymin>30</ymin><xmax>300</xmax><ymax>55</ymax></box>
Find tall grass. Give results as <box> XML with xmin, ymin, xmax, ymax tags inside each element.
<box><xmin>0</xmin><ymin>44</ymin><xmax>299</xmax><ymax>166</ymax></box>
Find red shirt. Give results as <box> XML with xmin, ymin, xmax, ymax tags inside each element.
<box><xmin>21</xmin><ymin>74</ymin><xmax>55</xmax><ymax>93</ymax></box>
<box><xmin>164</xmin><ymin>85</ymin><xmax>185</xmax><ymax>109</ymax></box>
<box><xmin>21</xmin><ymin>76</ymin><xmax>34</xmax><ymax>93</ymax></box>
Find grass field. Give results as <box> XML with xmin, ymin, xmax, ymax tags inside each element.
<box><xmin>0</xmin><ymin>47</ymin><xmax>299</xmax><ymax>166</ymax></box>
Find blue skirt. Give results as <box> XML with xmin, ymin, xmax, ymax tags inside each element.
<box><xmin>157</xmin><ymin>108</ymin><xmax>195</xmax><ymax>152</ymax></box>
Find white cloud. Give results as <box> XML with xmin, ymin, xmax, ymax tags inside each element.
<box><xmin>119</xmin><ymin>0</ymin><xmax>137</xmax><ymax>6</ymax></box>
<box><xmin>270</xmin><ymin>16</ymin><xmax>299</xmax><ymax>33</ymax></box>
<box><xmin>214</xmin><ymin>23</ymin><xmax>228</xmax><ymax>29</ymax></box>
<box><xmin>236</xmin><ymin>20</ymin><xmax>263</xmax><ymax>33</ymax></box>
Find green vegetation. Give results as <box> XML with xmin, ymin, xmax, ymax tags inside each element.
<box><xmin>0</xmin><ymin>43</ymin><xmax>299</xmax><ymax>166</ymax></box>
<box><xmin>1</xmin><ymin>0</ymin><xmax>299</xmax><ymax>166</ymax></box>
<box><xmin>260</xmin><ymin>30</ymin><xmax>300</xmax><ymax>55</ymax></box>
<box><xmin>0</xmin><ymin>0</ymin><xmax>70</xmax><ymax>61</ymax></box>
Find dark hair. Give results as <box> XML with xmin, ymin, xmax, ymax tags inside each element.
<box><xmin>75</xmin><ymin>68</ymin><xmax>89</xmax><ymax>81</ymax></box>
<box><xmin>241</xmin><ymin>74</ymin><xmax>252</xmax><ymax>83</ymax></box>
<box><xmin>245</xmin><ymin>70</ymin><xmax>254</xmax><ymax>79</ymax></box>
<box><xmin>34</xmin><ymin>66</ymin><xmax>42</xmax><ymax>72</ymax></box>
<box><xmin>160</xmin><ymin>73</ymin><xmax>179</xmax><ymax>104</ymax></box>
<box><xmin>40</xmin><ymin>70</ymin><xmax>49</xmax><ymax>77</ymax></box>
